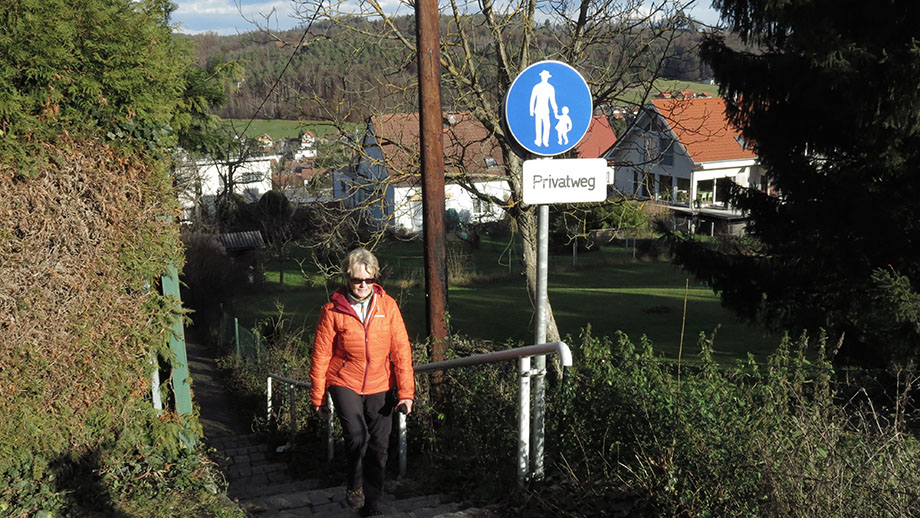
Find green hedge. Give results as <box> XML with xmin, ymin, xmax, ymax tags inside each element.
<box><xmin>0</xmin><ymin>138</ymin><xmax>237</xmax><ymax>517</ymax></box>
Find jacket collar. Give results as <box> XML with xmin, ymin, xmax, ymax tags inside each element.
<box><xmin>330</xmin><ymin>284</ymin><xmax>384</xmax><ymax>314</ymax></box>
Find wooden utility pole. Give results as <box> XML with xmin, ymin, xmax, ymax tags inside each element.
<box><xmin>416</xmin><ymin>0</ymin><xmax>448</xmax><ymax>360</ymax></box>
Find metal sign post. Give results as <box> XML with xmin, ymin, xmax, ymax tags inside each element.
<box><xmin>504</xmin><ymin>60</ymin><xmax>596</xmax><ymax>482</ymax></box>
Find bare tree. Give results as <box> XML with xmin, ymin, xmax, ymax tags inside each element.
<box><xmin>282</xmin><ymin>0</ymin><xmax>699</xmax><ymax>340</ymax></box>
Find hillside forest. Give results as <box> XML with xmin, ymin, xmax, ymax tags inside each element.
<box><xmin>182</xmin><ymin>16</ymin><xmax>716</xmax><ymax>123</ymax></box>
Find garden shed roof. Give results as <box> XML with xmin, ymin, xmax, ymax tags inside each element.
<box><xmin>217</xmin><ymin>230</ymin><xmax>265</xmax><ymax>251</ymax></box>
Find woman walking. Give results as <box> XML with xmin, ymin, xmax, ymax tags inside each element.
<box><xmin>309</xmin><ymin>248</ymin><xmax>415</xmax><ymax>516</ymax></box>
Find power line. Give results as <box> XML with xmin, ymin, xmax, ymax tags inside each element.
<box><xmin>236</xmin><ymin>2</ymin><xmax>324</xmax><ymax>142</ymax></box>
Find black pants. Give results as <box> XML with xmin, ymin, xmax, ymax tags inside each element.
<box><xmin>328</xmin><ymin>385</ymin><xmax>394</xmax><ymax>505</ymax></box>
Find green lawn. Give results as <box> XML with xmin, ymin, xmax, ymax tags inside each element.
<box><xmin>235</xmin><ymin>238</ymin><xmax>777</xmax><ymax>363</ymax></box>
<box><xmin>619</xmin><ymin>79</ymin><xmax>721</xmax><ymax>105</ymax></box>
<box><xmin>220</xmin><ymin>119</ymin><xmax>346</xmax><ymax>140</ymax></box>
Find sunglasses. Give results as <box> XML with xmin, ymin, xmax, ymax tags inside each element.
<box><xmin>349</xmin><ymin>277</ymin><xmax>376</xmax><ymax>285</ymax></box>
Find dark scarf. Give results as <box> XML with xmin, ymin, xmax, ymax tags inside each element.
<box><xmin>346</xmin><ymin>290</ymin><xmax>373</xmax><ymax>305</ymax></box>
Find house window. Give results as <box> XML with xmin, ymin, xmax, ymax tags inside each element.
<box><xmin>239</xmin><ymin>172</ymin><xmax>262</xmax><ymax>184</ymax></box>
<box><xmin>659</xmin><ymin>137</ymin><xmax>674</xmax><ymax>166</ymax></box>
<box><xmin>641</xmin><ymin>173</ymin><xmax>653</xmax><ymax>198</ymax></box>
<box><xmin>473</xmin><ymin>196</ymin><xmax>485</xmax><ymax>215</ymax></box>
<box><xmin>410</xmin><ymin>200</ymin><xmax>423</xmax><ymax>230</ymax></box>
<box><xmin>676</xmin><ymin>178</ymin><xmax>690</xmax><ymax>204</ymax></box>
<box><xmin>715</xmin><ymin>177</ymin><xmax>733</xmax><ymax>207</ymax></box>
<box><xmin>658</xmin><ymin>174</ymin><xmax>673</xmax><ymax>201</ymax></box>
<box><xmin>633</xmin><ymin>171</ymin><xmax>652</xmax><ymax>197</ymax></box>
<box><xmin>697</xmin><ymin>179</ymin><xmax>714</xmax><ymax>206</ymax></box>
<box><xmin>484</xmin><ymin>157</ymin><xmax>498</xmax><ymax>169</ymax></box>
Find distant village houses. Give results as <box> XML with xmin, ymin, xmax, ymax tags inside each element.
<box><xmin>337</xmin><ymin>112</ymin><xmax>511</xmax><ymax>233</ymax></box>
<box><xmin>334</xmin><ymin>112</ymin><xmax>618</xmax><ymax>233</ymax></box>
<box><xmin>175</xmin><ymin>130</ymin><xmax>326</xmax><ymax>219</ymax></box>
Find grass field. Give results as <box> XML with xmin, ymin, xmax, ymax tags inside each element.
<box><xmin>232</xmin><ymin>237</ymin><xmax>778</xmax><ymax>364</ymax></box>
<box><xmin>220</xmin><ymin>119</ymin><xmax>348</xmax><ymax>139</ymax></box>
<box><xmin>619</xmin><ymin>79</ymin><xmax>721</xmax><ymax>105</ymax></box>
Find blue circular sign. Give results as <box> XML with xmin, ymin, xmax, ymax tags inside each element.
<box><xmin>504</xmin><ymin>60</ymin><xmax>592</xmax><ymax>157</ymax></box>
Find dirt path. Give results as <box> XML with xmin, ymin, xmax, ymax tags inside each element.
<box><xmin>185</xmin><ymin>328</ymin><xmax>253</xmax><ymax>439</ymax></box>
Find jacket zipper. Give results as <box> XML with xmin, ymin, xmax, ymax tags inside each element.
<box><xmin>359</xmin><ymin>294</ymin><xmax>377</xmax><ymax>394</ymax></box>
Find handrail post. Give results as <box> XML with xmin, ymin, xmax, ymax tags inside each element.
<box><xmin>398</xmin><ymin>411</ymin><xmax>407</xmax><ymax>477</ymax></box>
<box><xmin>266</xmin><ymin>376</ymin><xmax>273</xmax><ymax>425</ymax></box>
<box><xmin>234</xmin><ymin>317</ymin><xmax>240</xmax><ymax>357</ymax></box>
<box><xmin>289</xmin><ymin>382</ymin><xmax>297</xmax><ymax>448</ymax></box>
<box><xmin>518</xmin><ymin>356</ymin><xmax>531</xmax><ymax>483</ymax></box>
<box><xmin>326</xmin><ymin>393</ymin><xmax>335</xmax><ymax>461</ymax></box>
<box><xmin>533</xmin><ymin>204</ymin><xmax>550</xmax><ymax>481</ymax></box>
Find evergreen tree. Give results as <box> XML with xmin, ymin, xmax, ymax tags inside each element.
<box><xmin>667</xmin><ymin>0</ymin><xmax>920</xmax><ymax>366</ymax></box>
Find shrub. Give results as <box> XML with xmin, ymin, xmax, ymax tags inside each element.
<box><xmin>0</xmin><ymin>137</ymin><xmax>239</xmax><ymax>516</ymax></box>
<box><xmin>541</xmin><ymin>330</ymin><xmax>920</xmax><ymax>517</ymax></box>
<box><xmin>213</xmin><ymin>322</ymin><xmax>920</xmax><ymax>517</ymax></box>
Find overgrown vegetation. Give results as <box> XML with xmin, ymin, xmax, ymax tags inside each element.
<box><xmin>0</xmin><ymin>137</ymin><xmax>238</xmax><ymax>517</ymax></box>
<box><xmin>217</xmin><ymin>311</ymin><xmax>920</xmax><ymax>516</ymax></box>
<box><xmin>548</xmin><ymin>330</ymin><xmax>920</xmax><ymax>516</ymax></box>
<box><xmin>1</xmin><ymin>0</ymin><xmax>241</xmax><ymax>515</ymax></box>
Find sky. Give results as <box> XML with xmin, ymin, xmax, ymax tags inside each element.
<box><xmin>171</xmin><ymin>0</ymin><xmax>721</xmax><ymax>36</ymax></box>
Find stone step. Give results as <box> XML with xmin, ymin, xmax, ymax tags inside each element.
<box><xmin>240</xmin><ymin>484</ymin><xmax>345</xmax><ymax>514</ymax></box>
<box><xmin>228</xmin><ymin>469</ymin><xmax>298</xmax><ymax>498</ymax></box>
<box><xmin>233</xmin><ymin>478</ymin><xmax>327</xmax><ymax>500</ymax></box>
<box><xmin>260</xmin><ymin>500</ymin><xmax>487</xmax><ymax>518</ymax></box>
<box><xmin>207</xmin><ymin>433</ymin><xmax>264</xmax><ymax>451</ymax></box>
<box><xmin>214</xmin><ymin>450</ymin><xmax>286</xmax><ymax>472</ymax></box>
<box><xmin>225</xmin><ymin>459</ymin><xmax>289</xmax><ymax>479</ymax></box>
<box><xmin>239</xmin><ymin>488</ymin><xmax>494</xmax><ymax>518</ymax></box>
<box><xmin>219</xmin><ymin>443</ymin><xmax>275</xmax><ymax>458</ymax></box>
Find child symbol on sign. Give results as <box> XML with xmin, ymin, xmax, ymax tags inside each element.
<box><xmin>555</xmin><ymin>106</ymin><xmax>572</xmax><ymax>145</ymax></box>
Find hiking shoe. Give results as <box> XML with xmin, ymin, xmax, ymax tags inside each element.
<box><xmin>345</xmin><ymin>488</ymin><xmax>364</xmax><ymax>509</ymax></box>
<box><xmin>360</xmin><ymin>503</ymin><xmax>383</xmax><ymax>516</ymax></box>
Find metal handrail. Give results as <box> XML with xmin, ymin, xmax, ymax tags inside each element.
<box><xmin>413</xmin><ymin>342</ymin><xmax>572</xmax><ymax>374</ymax></box>
<box><xmin>265</xmin><ymin>341</ymin><xmax>574</xmax><ymax>483</ymax></box>
<box><xmin>266</xmin><ymin>373</ymin><xmax>336</xmax><ymax>460</ymax></box>
<box><xmin>400</xmin><ymin>341</ymin><xmax>572</xmax><ymax>482</ymax></box>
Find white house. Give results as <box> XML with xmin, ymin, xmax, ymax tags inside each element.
<box><xmin>175</xmin><ymin>154</ymin><xmax>279</xmax><ymax>219</ymax></box>
<box><xmin>335</xmin><ymin>112</ymin><xmax>510</xmax><ymax>233</ymax></box>
<box><xmin>281</xmin><ymin>131</ymin><xmax>318</xmax><ymax>161</ymax></box>
<box><xmin>605</xmin><ymin>97</ymin><xmax>763</xmax><ymax>235</ymax></box>
<box><xmin>295</xmin><ymin>131</ymin><xmax>317</xmax><ymax>160</ymax></box>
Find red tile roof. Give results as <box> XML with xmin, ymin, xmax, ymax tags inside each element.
<box><xmin>651</xmin><ymin>97</ymin><xmax>756</xmax><ymax>163</ymax></box>
<box><xmin>575</xmin><ymin>116</ymin><xmax>617</xmax><ymax>158</ymax></box>
<box><xmin>368</xmin><ymin>112</ymin><xmax>505</xmax><ymax>181</ymax></box>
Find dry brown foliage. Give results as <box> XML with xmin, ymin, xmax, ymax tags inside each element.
<box><xmin>0</xmin><ymin>135</ymin><xmax>183</xmax><ymax>459</ymax></box>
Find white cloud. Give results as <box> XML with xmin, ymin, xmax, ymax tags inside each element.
<box><xmin>172</xmin><ymin>0</ymin><xmax>301</xmax><ymax>34</ymax></box>
<box><xmin>171</xmin><ymin>0</ymin><xmax>721</xmax><ymax>35</ymax></box>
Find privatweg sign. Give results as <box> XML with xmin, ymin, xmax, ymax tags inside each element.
<box><xmin>522</xmin><ymin>158</ymin><xmax>607</xmax><ymax>205</ymax></box>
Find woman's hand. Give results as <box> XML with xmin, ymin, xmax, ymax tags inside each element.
<box><xmin>396</xmin><ymin>399</ymin><xmax>413</xmax><ymax>415</ymax></box>
<box><xmin>315</xmin><ymin>405</ymin><xmax>330</xmax><ymax>419</ymax></box>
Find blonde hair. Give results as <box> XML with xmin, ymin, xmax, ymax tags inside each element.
<box><xmin>342</xmin><ymin>247</ymin><xmax>379</xmax><ymax>281</ymax></box>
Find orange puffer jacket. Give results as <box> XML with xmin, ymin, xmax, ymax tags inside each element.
<box><xmin>309</xmin><ymin>285</ymin><xmax>415</xmax><ymax>407</ymax></box>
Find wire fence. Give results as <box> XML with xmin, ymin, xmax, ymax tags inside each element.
<box><xmin>219</xmin><ymin>309</ymin><xmax>264</xmax><ymax>361</ymax></box>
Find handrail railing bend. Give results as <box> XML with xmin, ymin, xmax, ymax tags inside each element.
<box><xmin>265</xmin><ymin>341</ymin><xmax>573</xmax><ymax>483</ymax></box>
<box><xmin>403</xmin><ymin>341</ymin><xmax>572</xmax><ymax>482</ymax></box>
<box><xmin>266</xmin><ymin>374</ymin><xmax>336</xmax><ymax>460</ymax></box>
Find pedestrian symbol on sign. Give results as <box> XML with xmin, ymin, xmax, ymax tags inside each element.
<box><xmin>504</xmin><ymin>60</ymin><xmax>592</xmax><ymax>157</ymax></box>
<box><xmin>529</xmin><ymin>69</ymin><xmax>558</xmax><ymax>148</ymax></box>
